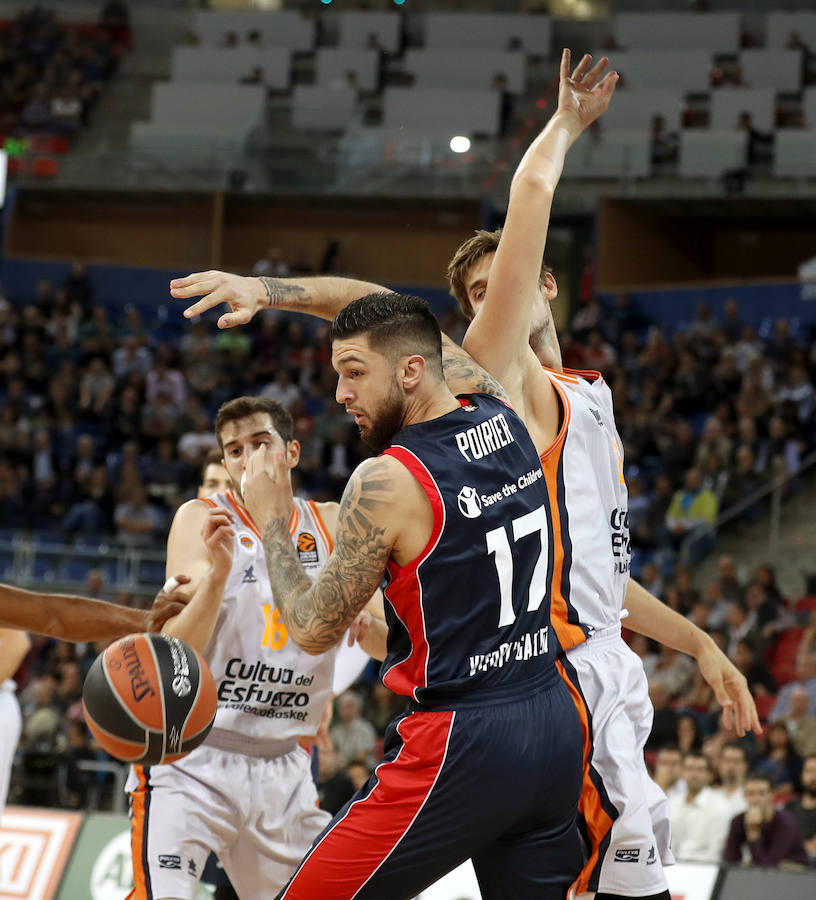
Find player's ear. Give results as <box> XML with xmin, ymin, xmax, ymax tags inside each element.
<box><xmin>400</xmin><ymin>354</ymin><xmax>426</xmax><ymax>391</ymax></box>
<box><xmin>542</xmin><ymin>272</ymin><xmax>558</xmax><ymax>301</ymax></box>
<box><xmin>285</xmin><ymin>440</ymin><xmax>301</xmax><ymax>469</ymax></box>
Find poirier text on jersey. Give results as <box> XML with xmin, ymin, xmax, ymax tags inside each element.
<box><xmin>455</xmin><ymin>413</ymin><xmax>515</xmax><ymax>462</ymax></box>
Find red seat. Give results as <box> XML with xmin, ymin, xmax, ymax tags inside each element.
<box><xmin>771</xmin><ymin>627</ymin><xmax>804</xmax><ymax>687</ymax></box>
<box><xmin>32</xmin><ymin>157</ymin><xmax>58</xmax><ymax>178</ymax></box>
<box><xmin>797</xmin><ymin>595</ymin><xmax>816</xmax><ymax>611</ymax></box>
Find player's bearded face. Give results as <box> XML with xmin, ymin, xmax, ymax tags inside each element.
<box><xmin>357</xmin><ymin>374</ymin><xmax>405</xmax><ymax>452</ymax></box>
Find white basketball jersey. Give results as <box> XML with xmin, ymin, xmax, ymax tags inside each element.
<box><xmin>199</xmin><ymin>491</ymin><xmax>338</xmax><ymax>750</ymax></box>
<box><xmin>540</xmin><ymin>368</ymin><xmax>631</xmax><ymax>648</ymax></box>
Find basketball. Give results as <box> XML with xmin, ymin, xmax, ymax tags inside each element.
<box><xmin>82</xmin><ymin>633</ymin><xmax>217</xmax><ymax>766</ymax></box>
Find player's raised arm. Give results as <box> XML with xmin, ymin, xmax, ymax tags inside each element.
<box><xmin>463</xmin><ymin>50</ymin><xmax>617</xmax><ymax>384</ymax></box>
<box><xmin>246</xmin><ymin>449</ymin><xmax>404</xmax><ymax>655</ymax></box>
<box><xmin>170</xmin><ymin>271</ymin><xmax>388</xmax><ymax>329</ymax></box>
<box><xmin>0</xmin><ymin>579</ymin><xmax>190</xmax><ymax>642</ymax></box>
<box><xmin>161</xmin><ymin>501</ymin><xmax>232</xmax><ymax>653</ymax></box>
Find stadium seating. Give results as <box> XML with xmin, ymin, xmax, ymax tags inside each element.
<box><xmin>337</xmin><ymin>11</ymin><xmax>401</xmax><ymax>53</ymax></box>
<box><xmin>402</xmin><ymin>49</ymin><xmax>526</xmax><ymax>94</ymax></box>
<box><xmin>170</xmin><ymin>47</ymin><xmax>291</xmax><ymax>90</ymax></box>
<box><xmin>709</xmin><ymin>88</ymin><xmax>775</xmax><ymax>132</ymax></box>
<box><xmin>614</xmin><ymin>12</ymin><xmax>740</xmax><ymax>52</ymax></box>
<box><xmin>562</xmin><ymin>130</ymin><xmax>651</xmax><ymax>180</ymax></box>
<box><xmin>383</xmin><ymin>87</ymin><xmax>500</xmax><ymax>137</ymax></box>
<box><xmin>678</xmin><ymin>130</ymin><xmax>747</xmax><ymax>177</ymax></box>
<box><xmin>315</xmin><ymin>49</ymin><xmax>380</xmax><ymax>93</ymax></box>
<box><xmin>292</xmin><ymin>85</ymin><xmax>359</xmax><ymax>131</ymax></box>
<box><xmin>423</xmin><ymin>13</ymin><xmax>552</xmax><ymax>54</ymax></box>
<box><xmin>773</xmin><ymin>131</ymin><xmax>816</xmax><ymax>178</ymax></box>
<box><xmin>599</xmin><ymin>51</ymin><xmax>712</xmax><ymax>93</ymax></box>
<box><xmin>192</xmin><ymin>10</ymin><xmax>315</xmax><ymax>51</ymax></box>
<box><xmin>766</xmin><ymin>12</ymin><xmax>816</xmax><ymax>48</ymax></box>
<box><xmin>739</xmin><ymin>50</ymin><xmax>801</xmax><ymax>93</ymax></box>
<box><xmin>804</xmin><ymin>87</ymin><xmax>816</xmax><ymax>128</ymax></box>
<box><xmin>601</xmin><ymin>90</ymin><xmax>685</xmax><ymax>130</ymax></box>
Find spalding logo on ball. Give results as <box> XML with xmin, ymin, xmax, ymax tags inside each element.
<box><xmin>82</xmin><ymin>633</ymin><xmax>217</xmax><ymax>766</ymax></box>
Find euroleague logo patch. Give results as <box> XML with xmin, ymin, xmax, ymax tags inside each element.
<box><xmin>297</xmin><ymin>531</ymin><xmax>318</xmax><ymax>564</ymax></box>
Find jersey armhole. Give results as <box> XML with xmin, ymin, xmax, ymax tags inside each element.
<box><xmin>380</xmin><ymin>446</ymin><xmax>445</xmax><ymax>575</ymax></box>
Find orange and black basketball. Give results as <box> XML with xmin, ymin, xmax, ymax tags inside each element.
<box><xmin>82</xmin><ymin>633</ymin><xmax>217</xmax><ymax>766</ymax></box>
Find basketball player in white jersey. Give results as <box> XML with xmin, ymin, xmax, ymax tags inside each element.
<box><xmin>0</xmin><ymin>628</ymin><xmax>30</xmax><ymax>820</ymax></box>
<box><xmin>171</xmin><ymin>50</ymin><xmax>759</xmax><ymax>900</ymax></box>
<box><xmin>126</xmin><ymin>396</ymin><xmax>386</xmax><ymax>900</ymax></box>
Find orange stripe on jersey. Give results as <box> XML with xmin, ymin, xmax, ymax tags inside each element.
<box><xmin>543</xmin><ymin>365</ymin><xmax>580</xmax><ymax>385</ymax></box>
<box><xmin>309</xmin><ymin>501</ymin><xmax>334</xmax><ymax>554</ymax></box>
<box><xmin>202</xmin><ymin>497</ymin><xmax>217</xmax><ymax>509</ymax></box>
<box><xmin>126</xmin><ymin>765</ymin><xmax>151</xmax><ymax>900</ymax></box>
<box><xmin>539</xmin><ymin>379</ymin><xmax>587</xmax><ymax>653</ymax></box>
<box><xmin>556</xmin><ymin>658</ymin><xmax>615</xmax><ymax>898</ymax></box>
<box><xmin>225</xmin><ymin>489</ymin><xmax>298</xmax><ymax>539</ymax></box>
<box><xmin>562</xmin><ymin>366</ymin><xmax>603</xmax><ymax>383</ymax></box>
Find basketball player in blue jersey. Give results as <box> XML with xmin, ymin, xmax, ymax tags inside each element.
<box><xmin>125</xmin><ymin>396</ymin><xmax>387</xmax><ymax>900</ymax></box>
<box><xmin>172</xmin><ymin>49</ymin><xmax>759</xmax><ymax>900</ymax></box>
<box><xmin>239</xmin><ymin>292</ymin><xmax>584</xmax><ymax>900</ymax></box>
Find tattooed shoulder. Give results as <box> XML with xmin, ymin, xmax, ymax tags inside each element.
<box><xmin>440</xmin><ymin>335</ymin><xmax>510</xmax><ymax>402</ymax></box>
<box><xmin>258</xmin><ymin>277</ymin><xmax>308</xmax><ymax>309</ymax></box>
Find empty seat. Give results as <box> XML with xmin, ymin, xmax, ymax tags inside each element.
<box><xmin>562</xmin><ymin>129</ymin><xmax>651</xmax><ymax>179</ymax></box>
<box><xmin>424</xmin><ymin>13</ymin><xmax>551</xmax><ymax>54</ymax></box>
<box><xmin>403</xmin><ymin>50</ymin><xmax>526</xmax><ymax>94</ymax></box>
<box><xmin>192</xmin><ymin>10</ymin><xmax>315</xmax><ymax>51</ymax></box>
<box><xmin>767</xmin><ymin>12</ymin><xmax>816</xmax><ymax>49</ymax></box>
<box><xmin>774</xmin><ymin>131</ymin><xmax>816</xmax><ymax>178</ymax></box>
<box><xmin>383</xmin><ymin>87</ymin><xmax>500</xmax><ymax>136</ymax></box>
<box><xmin>601</xmin><ymin>90</ymin><xmax>685</xmax><ymax>130</ymax></box>
<box><xmin>804</xmin><ymin>87</ymin><xmax>816</xmax><ymax>128</ymax></box>
<box><xmin>740</xmin><ymin>50</ymin><xmax>801</xmax><ymax>93</ymax></box>
<box><xmin>600</xmin><ymin>51</ymin><xmax>711</xmax><ymax>93</ymax></box>
<box><xmin>171</xmin><ymin>47</ymin><xmax>291</xmax><ymax>90</ymax></box>
<box><xmin>614</xmin><ymin>12</ymin><xmax>740</xmax><ymax>52</ymax></box>
<box><xmin>678</xmin><ymin>130</ymin><xmax>747</xmax><ymax>177</ymax></box>
<box><xmin>291</xmin><ymin>85</ymin><xmax>358</xmax><ymax>131</ymax></box>
<box><xmin>709</xmin><ymin>88</ymin><xmax>775</xmax><ymax>132</ymax></box>
<box><xmin>338</xmin><ymin>11</ymin><xmax>401</xmax><ymax>53</ymax></box>
<box><xmin>150</xmin><ymin>83</ymin><xmax>266</xmax><ymax>131</ymax></box>
<box><xmin>315</xmin><ymin>49</ymin><xmax>380</xmax><ymax>93</ymax></box>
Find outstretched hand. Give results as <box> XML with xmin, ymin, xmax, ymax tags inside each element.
<box><xmin>557</xmin><ymin>48</ymin><xmax>618</xmax><ymax>134</ymax></box>
<box><xmin>145</xmin><ymin>574</ymin><xmax>191</xmax><ymax>632</ymax></box>
<box><xmin>170</xmin><ymin>270</ymin><xmax>264</xmax><ymax>329</ymax></box>
<box><xmin>697</xmin><ymin>641</ymin><xmax>762</xmax><ymax>736</ymax></box>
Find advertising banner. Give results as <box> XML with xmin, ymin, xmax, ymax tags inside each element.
<box><xmin>0</xmin><ymin>807</ymin><xmax>81</xmax><ymax>900</ymax></box>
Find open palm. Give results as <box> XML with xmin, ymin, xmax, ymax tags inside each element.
<box><xmin>557</xmin><ymin>48</ymin><xmax>618</xmax><ymax>131</ymax></box>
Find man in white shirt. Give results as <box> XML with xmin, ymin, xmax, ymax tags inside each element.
<box><xmin>653</xmin><ymin>745</ymin><xmax>686</xmax><ymax>804</ymax></box>
<box><xmin>669</xmin><ymin>752</ymin><xmax>732</xmax><ymax>863</ymax></box>
<box><xmin>711</xmin><ymin>742</ymin><xmax>748</xmax><ymax>820</ymax></box>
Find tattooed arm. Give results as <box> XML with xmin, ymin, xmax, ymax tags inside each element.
<box><xmin>248</xmin><ymin>454</ymin><xmax>403</xmax><ymax>655</ymax></box>
<box><xmin>440</xmin><ymin>334</ymin><xmax>511</xmax><ymax>403</ymax></box>
<box><xmin>170</xmin><ymin>270</ymin><xmax>387</xmax><ymax>329</ymax></box>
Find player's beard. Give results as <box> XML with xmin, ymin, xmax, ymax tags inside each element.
<box><xmin>358</xmin><ymin>377</ymin><xmax>406</xmax><ymax>453</ymax></box>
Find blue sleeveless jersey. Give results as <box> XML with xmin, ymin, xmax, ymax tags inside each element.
<box><xmin>380</xmin><ymin>394</ymin><xmax>558</xmax><ymax>704</ymax></box>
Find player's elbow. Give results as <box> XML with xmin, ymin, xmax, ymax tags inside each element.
<box><xmin>510</xmin><ymin>168</ymin><xmax>555</xmax><ymax>200</ymax></box>
<box><xmin>291</xmin><ymin>624</ymin><xmax>338</xmax><ymax>656</ymax></box>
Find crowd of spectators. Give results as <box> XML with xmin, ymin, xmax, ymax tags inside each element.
<box><xmin>3</xmin><ymin>254</ymin><xmax>816</xmax><ymax>872</ymax></box>
<box><xmin>0</xmin><ymin>4</ymin><xmax>128</xmax><ymax>143</ymax></box>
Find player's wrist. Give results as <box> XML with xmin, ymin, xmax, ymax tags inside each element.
<box><xmin>253</xmin><ymin>276</ymin><xmax>271</xmax><ymax>310</ymax></box>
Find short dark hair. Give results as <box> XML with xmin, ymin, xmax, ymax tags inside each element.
<box><xmin>721</xmin><ymin>742</ymin><xmax>747</xmax><ymax>760</ymax></box>
<box><xmin>200</xmin><ymin>449</ymin><xmax>224</xmax><ymax>484</ymax></box>
<box><xmin>214</xmin><ymin>397</ymin><xmax>294</xmax><ymax>450</ymax></box>
<box><xmin>330</xmin><ymin>291</ymin><xmax>443</xmax><ymax>377</ymax></box>
<box><xmin>746</xmin><ymin>772</ymin><xmax>773</xmax><ymax>788</ymax></box>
